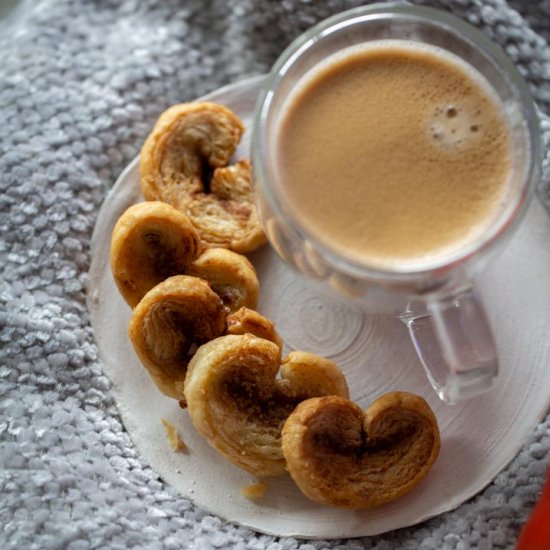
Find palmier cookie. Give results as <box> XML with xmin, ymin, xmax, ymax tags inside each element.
<box><xmin>281</xmin><ymin>392</ymin><xmax>440</xmax><ymax>508</ymax></box>
<box><xmin>111</xmin><ymin>201</ymin><xmax>259</xmax><ymax>311</ymax></box>
<box><xmin>139</xmin><ymin>102</ymin><xmax>265</xmax><ymax>252</ymax></box>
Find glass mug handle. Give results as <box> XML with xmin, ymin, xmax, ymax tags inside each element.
<box><xmin>401</xmin><ymin>286</ymin><xmax>498</xmax><ymax>403</ymax></box>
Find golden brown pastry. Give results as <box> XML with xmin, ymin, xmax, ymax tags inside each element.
<box><xmin>225</xmin><ymin>307</ymin><xmax>282</xmax><ymax>350</ymax></box>
<box><xmin>187</xmin><ymin>248</ymin><xmax>259</xmax><ymax>313</ymax></box>
<box><xmin>281</xmin><ymin>392</ymin><xmax>440</xmax><ymax>508</ymax></box>
<box><xmin>240</xmin><ymin>480</ymin><xmax>268</xmax><ymax>501</ymax></box>
<box><xmin>161</xmin><ymin>418</ymin><xmax>187</xmax><ymax>452</ymax></box>
<box><xmin>184</xmin><ymin>334</ymin><xmax>349</xmax><ymax>476</ymax></box>
<box><xmin>139</xmin><ymin>102</ymin><xmax>265</xmax><ymax>252</ymax></box>
<box><xmin>128</xmin><ymin>275</ymin><xmax>226</xmax><ymax>401</ymax></box>
<box><xmin>110</xmin><ymin>201</ymin><xmax>201</xmax><ymax>307</ymax></box>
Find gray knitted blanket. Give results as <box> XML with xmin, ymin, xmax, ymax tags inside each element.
<box><xmin>2</xmin><ymin>0</ymin><xmax>550</xmax><ymax>548</ymax></box>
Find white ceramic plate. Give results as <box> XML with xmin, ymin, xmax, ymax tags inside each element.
<box><xmin>88</xmin><ymin>75</ymin><xmax>550</xmax><ymax>539</ymax></box>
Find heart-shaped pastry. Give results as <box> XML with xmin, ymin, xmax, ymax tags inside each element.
<box><xmin>281</xmin><ymin>392</ymin><xmax>440</xmax><ymax>508</ymax></box>
<box><xmin>111</xmin><ymin>201</ymin><xmax>259</xmax><ymax>311</ymax></box>
<box><xmin>184</xmin><ymin>334</ymin><xmax>349</xmax><ymax>476</ymax></box>
<box><xmin>139</xmin><ymin>102</ymin><xmax>265</xmax><ymax>252</ymax></box>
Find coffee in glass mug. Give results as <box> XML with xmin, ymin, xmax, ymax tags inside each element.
<box><xmin>277</xmin><ymin>41</ymin><xmax>512</xmax><ymax>271</ymax></box>
<box><xmin>252</xmin><ymin>4</ymin><xmax>541</xmax><ymax>403</ymax></box>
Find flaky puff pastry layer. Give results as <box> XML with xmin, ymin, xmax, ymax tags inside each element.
<box><xmin>139</xmin><ymin>102</ymin><xmax>265</xmax><ymax>253</ymax></box>
<box><xmin>225</xmin><ymin>307</ymin><xmax>282</xmax><ymax>352</ymax></box>
<box><xmin>281</xmin><ymin>392</ymin><xmax>440</xmax><ymax>509</ymax></box>
<box><xmin>111</xmin><ymin>201</ymin><xmax>201</xmax><ymax>308</ymax></box>
<box><xmin>184</xmin><ymin>334</ymin><xmax>349</xmax><ymax>477</ymax></box>
<box><xmin>128</xmin><ymin>275</ymin><xmax>226</xmax><ymax>401</ymax></box>
<box><xmin>187</xmin><ymin>248</ymin><xmax>259</xmax><ymax>313</ymax></box>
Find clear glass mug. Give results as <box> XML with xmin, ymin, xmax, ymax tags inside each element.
<box><xmin>251</xmin><ymin>3</ymin><xmax>542</xmax><ymax>403</ymax></box>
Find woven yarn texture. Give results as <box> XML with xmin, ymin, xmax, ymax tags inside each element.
<box><xmin>1</xmin><ymin>0</ymin><xmax>550</xmax><ymax>548</ymax></box>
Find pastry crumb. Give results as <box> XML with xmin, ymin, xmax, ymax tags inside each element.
<box><xmin>161</xmin><ymin>418</ymin><xmax>187</xmax><ymax>452</ymax></box>
<box><xmin>241</xmin><ymin>480</ymin><xmax>267</xmax><ymax>501</ymax></box>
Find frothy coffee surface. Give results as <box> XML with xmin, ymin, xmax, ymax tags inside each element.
<box><xmin>276</xmin><ymin>41</ymin><xmax>512</xmax><ymax>269</ymax></box>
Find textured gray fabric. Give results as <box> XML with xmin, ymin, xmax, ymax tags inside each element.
<box><xmin>1</xmin><ymin>0</ymin><xmax>550</xmax><ymax>548</ymax></box>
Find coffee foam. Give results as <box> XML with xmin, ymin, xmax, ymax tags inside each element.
<box><xmin>281</xmin><ymin>41</ymin><xmax>500</xmax><ymax>117</ymax></box>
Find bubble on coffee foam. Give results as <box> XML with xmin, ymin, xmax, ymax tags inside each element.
<box><xmin>428</xmin><ymin>101</ymin><xmax>483</xmax><ymax>150</ymax></box>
